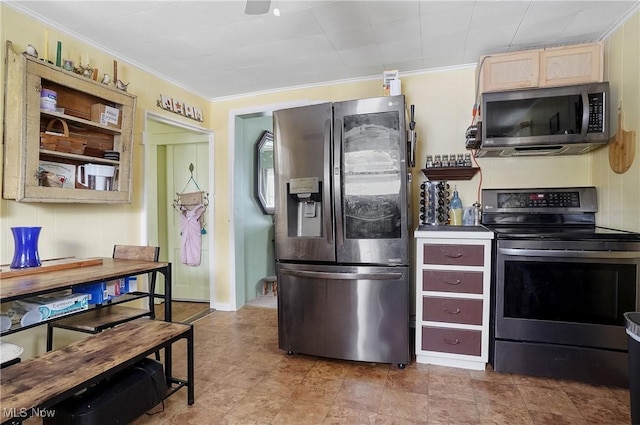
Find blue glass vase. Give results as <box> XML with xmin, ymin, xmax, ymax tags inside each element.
<box><xmin>10</xmin><ymin>226</ymin><xmax>42</xmax><ymax>269</ymax></box>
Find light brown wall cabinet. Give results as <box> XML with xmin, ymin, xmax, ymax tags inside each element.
<box><xmin>414</xmin><ymin>230</ymin><xmax>494</xmax><ymax>370</ymax></box>
<box><xmin>3</xmin><ymin>41</ymin><xmax>136</xmax><ymax>203</ymax></box>
<box><xmin>479</xmin><ymin>42</ymin><xmax>603</xmax><ymax>93</ymax></box>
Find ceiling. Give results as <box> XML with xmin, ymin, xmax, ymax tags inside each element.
<box><xmin>9</xmin><ymin>0</ymin><xmax>640</xmax><ymax>100</ymax></box>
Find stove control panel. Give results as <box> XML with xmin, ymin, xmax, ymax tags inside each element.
<box><xmin>497</xmin><ymin>191</ymin><xmax>580</xmax><ymax>208</ymax></box>
<box><xmin>482</xmin><ymin>187</ymin><xmax>598</xmax><ymax>214</ymax></box>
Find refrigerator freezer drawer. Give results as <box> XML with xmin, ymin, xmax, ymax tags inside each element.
<box><xmin>277</xmin><ymin>263</ymin><xmax>410</xmax><ymax>366</ymax></box>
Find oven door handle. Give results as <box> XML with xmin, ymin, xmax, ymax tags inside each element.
<box><xmin>499</xmin><ymin>248</ymin><xmax>640</xmax><ymax>259</ymax></box>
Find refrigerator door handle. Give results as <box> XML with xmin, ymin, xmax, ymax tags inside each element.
<box><xmin>333</xmin><ymin>118</ymin><xmax>344</xmax><ymax>248</ymax></box>
<box><xmin>324</xmin><ymin>118</ymin><xmax>334</xmax><ymax>245</ymax></box>
<box><xmin>280</xmin><ymin>269</ymin><xmax>404</xmax><ymax>281</ymax></box>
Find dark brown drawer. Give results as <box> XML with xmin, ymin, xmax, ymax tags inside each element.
<box><xmin>422</xmin><ymin>270</ymin><xmax>483</xmax><ymax>294</ymax></box>
<box><xmin>422</xmin><ymin>297</ymin><xmax>483</xmax><ymax>325</ymax></box>
<box><xmin>421</xmin><ymin>326</ymin><xmax>481</xmax><ymax>356</ymax></box>
<box><xmin>423</xmin><ymin>244</ymin><xmax>484</xmax><ymax>266</ymax></box>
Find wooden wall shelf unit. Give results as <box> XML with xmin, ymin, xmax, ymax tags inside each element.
<box><xmin>3</xmin><ymin>41</ymin><xmax>136</xmax><ymax>203</ymax></box>
<box><xmin>421</xmin><ymin>167</ymin><xmax>479</xmax><ymax>181</ymax></box>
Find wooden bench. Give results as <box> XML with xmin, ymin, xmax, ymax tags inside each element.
<box><xmin>47</xmin><ymin>305</ymin><xmax>151</xmax><ymax>332</ymax></box>
<box><xmin>0</xmin><ymin>318</ymin><xmax>194</xmax><ymax>425</ymax></box>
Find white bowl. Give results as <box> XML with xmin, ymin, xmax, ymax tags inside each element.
<box><xmin>0</xmin><ymin>341</ymin><xmax>24</xmax><ymax>364</ymax></box>
<box><xmin>0</xmin><ymin>315</ymin><xmax>11</xmax><ymax>332</ymax></box>
<box><xmin>20</xmin><ymin>309</ymin><xmax>43</xmax><ymax>327</ymax></box>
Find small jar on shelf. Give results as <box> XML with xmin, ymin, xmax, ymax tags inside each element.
<box><xmin>425</xmin><ymin>155</ymin><xmax>433</xmax><ymax>168</ymax></box>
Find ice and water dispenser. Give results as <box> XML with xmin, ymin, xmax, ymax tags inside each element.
<box><xmin>286</xmin><ymin>177</ymin><xmax>322</xmax><ymax>237</ymax></box>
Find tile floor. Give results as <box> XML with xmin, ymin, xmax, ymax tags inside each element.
<box><xmin>126</xmin><ymin>306</ymin><xmax>633</xmax><ymax>425</ymax></box>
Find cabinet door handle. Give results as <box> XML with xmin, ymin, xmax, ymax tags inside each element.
<box><xmin>444</xmin><ymin>252</ymin><xmax>462</xmax><ymax>258</ymax></box>
<box><xmin>443</xmin><ymin>279</ymin><xmax>461</xmax><ymax>285</ymax></box>
<box><xmin>444</xmin><ymin>338</ymin><xmax>460</xmax><ymax>345</ymax></box>
<box><xmin>444</xmin><ymin>308</ymin><xmax>461</xmax><ymax>315</ymax></box>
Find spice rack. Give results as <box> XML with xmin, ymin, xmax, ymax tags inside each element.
<box><xmin>421</xmin><ymin>167</ymin><xmax>479</xmax><ymax>181</ymax></box>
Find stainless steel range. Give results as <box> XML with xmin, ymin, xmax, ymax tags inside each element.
<box><xmin>482</xmin><ymin>186</ymin><xmax>640</xmax><ymax>387</ymax></box>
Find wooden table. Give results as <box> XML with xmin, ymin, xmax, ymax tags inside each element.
<box><xmin>1</xmin><ymin>258</ymin><xmax>171</xmax><ymax>317</ymax></box>
<box><xmin>0</xmin><ymin>258</ymin><xmax>194</xmax><ymax>424</ymax></box>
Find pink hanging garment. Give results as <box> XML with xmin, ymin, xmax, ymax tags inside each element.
<box><xmin>180</xmin><ymin>204</ymin><xmax>205</xmax><ymax>266</ymax></box>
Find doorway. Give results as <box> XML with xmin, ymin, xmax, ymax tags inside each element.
<box><xmin>144</xmin><ymin>112</ymin><xmax>214</xmax><ymax>318</ymax></box>
<box><xmin>229</xmin><ymin>100</ymin><xmax>315</xmax><ymax>310</ymax></box>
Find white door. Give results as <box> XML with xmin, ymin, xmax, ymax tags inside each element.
<box><xmin>167</xmin><ymin>142</ymin><xmax>210</xmax><ymax>301</ymax></box>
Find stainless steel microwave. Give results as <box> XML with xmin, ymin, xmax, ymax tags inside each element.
<box><xmin>478</xmin><ymin>82</ymin><xmax>609</xmax><ymax>157</ymax></box>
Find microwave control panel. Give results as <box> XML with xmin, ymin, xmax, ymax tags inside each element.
<box><xmin>587</xmin><ymin>93</ymin><xmax>604</xmax><ymax>133</ymax></box>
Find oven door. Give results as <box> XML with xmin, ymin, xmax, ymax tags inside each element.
<box><xmin>495</xmin><ymin>239</ymin><xmax>640</xmax><ymax>351</ymax></box>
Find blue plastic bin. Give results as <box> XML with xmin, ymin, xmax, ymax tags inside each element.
<box><xmin>73</xmin><ymin>282</ymin><xmax>107</xmax><ymax>305</ymax></box>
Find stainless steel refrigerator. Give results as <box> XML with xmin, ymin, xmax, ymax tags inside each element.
<box><xmin>273</xmin><ymin>95</ymin><xmax>411</xmax><ymax>367</ymax></box>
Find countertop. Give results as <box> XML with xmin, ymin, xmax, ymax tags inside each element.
<box><xmin>414</xmin><ymin>224</ymin><xmax>494</xmax><ymax>239</ymax></box>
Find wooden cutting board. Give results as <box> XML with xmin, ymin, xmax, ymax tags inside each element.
<box><xmin>609</xmin><ymin>109</ymin><xmax>636</xmax><ymax>174</ymax></box>
<box><xmin>0</xmin><ymin>257</ymin><xmax>103</xmax><ymax>279</ymax></box>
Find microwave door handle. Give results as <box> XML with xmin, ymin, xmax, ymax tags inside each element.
<box><xmin>324</xmin><ymin>118</ymin><xmax>334</xmax><ymax>245</ymax></box>
<box><xmin>581</xmin><ymin>91</ymin><xmax>589</xmax><ymax>136</ymax></box>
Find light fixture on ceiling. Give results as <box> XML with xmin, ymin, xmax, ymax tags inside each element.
<box><xmin>244</xmin><ymin>0</ymin><xmax>271</xmax><ymax>15</ymax></box>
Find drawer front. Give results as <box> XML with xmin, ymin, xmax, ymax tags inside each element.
<box><xmin>423</xmin><ymin>244</ymin><xmax>484</xmax><ymax>266</ymax></box>
<box><xmin>422</xmin><ymin>297</ymin><xmax>483</xmax><ymax>325</ymax></box>
<box><xmin>421</xmin><ymin>326</ymin><xmax>481</xmax><ymax>356</ymax></box>
<box><xmin>422</xmin><ymin>270</ymin><xmax>483</xmax><ymax>294</ymax></box>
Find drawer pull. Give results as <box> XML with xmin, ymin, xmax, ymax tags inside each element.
<box><xmin>444</xmin><ymin>308</ymin><xmax>461</xmax><ymax>315</ymax></box>
<box><xmin>443</xmin><ymin>279</ymin><xmax>461</xmax><ymax>285</ymax></box>
<box><xmin>444</xmin><ymin>338</ymin><xmax>460</xmax><ymax>345</ymax></box>
<box><xmin>444</xmin><ymin>252</ymin><xmax>462</xmax><ymax>259</ymax></box>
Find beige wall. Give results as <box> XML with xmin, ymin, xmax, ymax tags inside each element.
<box><xmin>0</xmin><ymin>4</ymin><xmax>213</xmax><ymax>264</ymax></box>
<box><xmin>593</xmin><ymin>10</ymin><xmax>640</xmax><ymax>232</ymax></box>
<box><xmin>0</xmin><ymin>4</ymin><xmax>213</xmax><ymax>357</ymax></box>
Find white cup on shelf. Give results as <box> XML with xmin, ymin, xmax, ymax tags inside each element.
<box><xmin>77</xmin><ymin>164</ymin><xmax>116</xmax><ymax>191</ymax></box>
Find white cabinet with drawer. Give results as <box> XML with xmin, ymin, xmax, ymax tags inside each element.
<box><xmin>414</xmin><ymin>228</ymin><xmax>494</xmax><ymax>370</ymax></box>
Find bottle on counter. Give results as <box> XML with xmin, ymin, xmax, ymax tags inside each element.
<box><xmin>473</xmin><ymin>202</ymin><xmax>482</xmax><ymax>225</ymax></box>
<box><xmin>449</xmin><ymin>188</ymin><xmax>463</xmax><ymax>226</ymax></box>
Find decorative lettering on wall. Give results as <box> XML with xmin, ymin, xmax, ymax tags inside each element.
<box><xmin>157</xmin><ymin>94</ymin><xmax>204</xmax><ymax>122</ymax></box>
